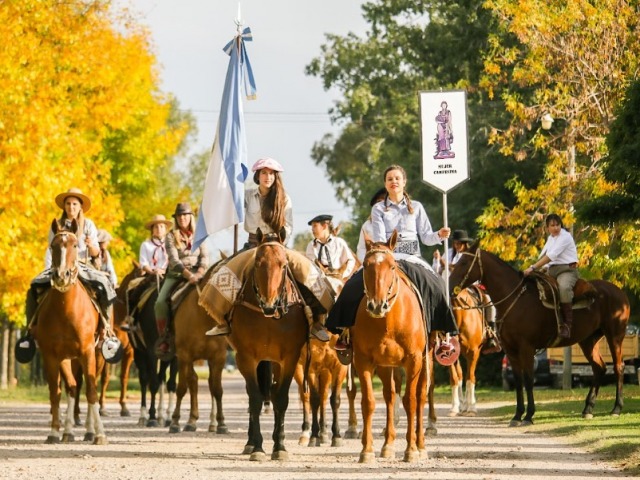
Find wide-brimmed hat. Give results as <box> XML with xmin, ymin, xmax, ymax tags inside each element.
<box><xmin>452</xmin><ymin>230</ymin><xmax>474</xmax><ymax>243</ymax></box>
<box><xmin>173</xmin><ymin>202</ymin><xmax>193</xmax><ymax>217</ymax></box>
<box><xmin>55</xmin><ymin>188</ymin><xmax>91</xmax><ymax>213</ymax></box>
<box><xmin>145</xmin><ymin>214</ymin><xmax>173</xmax><ymax>230</ymax></box>
<box><xmin>308</xmin><ymin>214</ymin><xmax>333</xmax><ymax>226</ymax></box>
<box><xmin>251</xmin><ymin>157</ymin><xmax>284</xmax><ymax>172</ymax></box>
<box><xmin>369</xmin><ymin>187</ymin><xmax>387</xmax><ymax>207</ymax></box>
<box><xmin>97</xmin><ymin>229</ymin><xmax>112</xmax><ymax>243</ymax></box>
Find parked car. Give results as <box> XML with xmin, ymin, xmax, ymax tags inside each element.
<box><xmin>501</xmin><ymin>350</ymin><xmax>553</xmax><ymax>391</ymax></box>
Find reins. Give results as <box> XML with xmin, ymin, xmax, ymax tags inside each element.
<box><xmin>250</xmin><ymin>240</ymin><xmax>290</xmax><ymax>318</ymax></box>
<box><xmin>362</xmin><ymin>247</ymin><xmax>400</xmax><ymax>312</ymax></box>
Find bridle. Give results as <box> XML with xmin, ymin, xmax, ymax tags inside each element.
<box><xmin>50</xmin><ymin>231</ymin><xmax>79</xmax><ymax>292</ymax></box>
<box><xmin>363</xmin><ymin>247</ymin><xmax>400</xmax><ymax>317</ymax></box>
<box><xmin>252</xmin><ymin>240</ymin><xmax>289</xmax><ymax>318</ymax></box>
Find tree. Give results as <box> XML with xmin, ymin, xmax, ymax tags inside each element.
<box><xmin>478</xmin><ymin>0</ymin><xmax>640</xmax><ymax>291</ymax></box>
<box><xmin>307</xmin><ymin>0</ymin><xmax>539</xmax><ymax>250</ymax></box>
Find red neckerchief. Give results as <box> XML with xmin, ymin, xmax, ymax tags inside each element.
<box><xmin>151</xmin><ymin>237</ymin><xmax>165</xmax><ymax>266</ymax></box>
<box><xmin>179</xmin><ymin>228</ymin><xmax>193</xmax><ymax>250</ymax></box>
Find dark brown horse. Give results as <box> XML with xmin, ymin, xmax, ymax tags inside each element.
<box><xmin>447</xmin><ymin>287</ymin><xmax>486</xmax><ymax>416</ymax></box>
<box><xmin>224</xmin><ymin>228</ymin><xmax>308</xmax><ymax>461</ymax></box>
<box><xmin>449</xmin><ymin>243</ymin><xmax>630</xmax><ymax>425</ymax></box>
<box><xmin>352</xmin><ymin>231</ymin><xmax>431</xmax><ymax>463</ymax></box>
<box><xmin>169</xmin><ymin>265</ymin><xmax>228</xmax><ymax>434</ymax></box>
<box><xmin>34</xmin><ymin>219</ymin><xmax>106</xmax><ymax>444</ymax></box>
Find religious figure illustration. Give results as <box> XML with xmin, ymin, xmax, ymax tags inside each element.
<box><xmin>434</xmin><ymin>101</ymin><xmax>455</xmax><ymax>159</ymax></box>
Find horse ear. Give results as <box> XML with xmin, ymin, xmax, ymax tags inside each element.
<box><xmin>470</xmin><ymin>240</ymin><xmax>480</xmax><ymax>251</ymax></box>
<box><xmin>364</xmin><ymin>231</ymin><xmax>373</xmax><ymax>251</ymax></box>
<box><xmin>256</xmin><ymin>228</ymin><xmax>264</xmax><ymax>244</ymax></box>
<box><xmin>333</xmin><ymin>223</ymin><xmax>342</xmax><ymax>236</ymax></box>
<box><xmin>51</xmin><ymin>219</ymin><xmax>59</xmax><ymax>234</ymax></box>
<box><xmin>388</xmin><ymin>230</ymin><xmax>398</xmax><ymax>251</ymax></box>
<box><xmin>278</xmin><ymin>226</ymin><xmax>287</xmax><ymax>244</ymax></box>
<box><xmin>133</xmin><ymin>259</ymin><xmax>140</xmax><ymax>269</ymax></box>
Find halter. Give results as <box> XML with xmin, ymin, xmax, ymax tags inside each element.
<box><xmin>363</xmin><ymin>247</ymin><xmax>400</xmax><ymax>317</ymax></box>
<box><xmin>251</xmin><ymin>240</ymin><xmax>289</xmax><ymax>318</ymax></box>
<box><xmin>451</xmin><ymin>249</ymin><xmax>482</xmax><ymax>296</ymax></box>
<box><xmin>50</xmin><ymin>230</ymin><xmax>79</xmax><ymax>292</ymax></box>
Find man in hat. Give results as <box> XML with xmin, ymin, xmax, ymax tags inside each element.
<box><xmin>305</xmin><ymin>214</ymin><xmax>356</xmax><ymax>294</ymax></box>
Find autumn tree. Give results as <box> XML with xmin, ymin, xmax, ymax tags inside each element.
<box><xmin>0</xmin><ymin>0</ymin><xmax>191</xmax><ymax>325</ymax></box>
<box><xmin>479</xmin><ymin>0</ymin><xmax>640</xmax><ymax>291</ymax></box>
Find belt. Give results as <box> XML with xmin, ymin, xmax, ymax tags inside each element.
<box><xmin>551</xmin><ymin>263</ymin><xmax>577</xmax><ymax>268</ymax></box>
<box><xmin>394</xmin><ymin>240</ymin><xmax>420</xmax><ymax>255</ymax></box>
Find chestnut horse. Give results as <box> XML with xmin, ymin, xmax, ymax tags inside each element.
<box><xmin>224</xmin><ymin>229</ymin><xmax>308</xmax><ymax>461</ymax></box>
<box><xmin>34</xmin><ymin>219</ymin><xmax>106</xmax><ymax>444</ymax></box>
<box><xmin>449</xmin><ymin>243</ymin><xmax>630</xmax><ymax>425</ymax></box>
<box><xmin>169</xmin><ymin>264</ymin><xmax>228</xmax><ymax>434</ymax></box>
<box><xmin>448</xmin><ymin>287</ymin><xmax>485</xmax><ymax>416</ymax></box>
<box><xmin>353</xmin><ymin>231</ymin><xmax>431</xmax><ymax>463</ymax></box>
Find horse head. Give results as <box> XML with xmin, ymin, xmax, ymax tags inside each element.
<box><xmin>449</xmin><ymin>240</ymin><xmax>483</xmax><ymax>296</ymax></box>
<box><xmin>362</xmin><ymin>230</ymin><xmax>400</xmax><ymax>318</ymax></box>
<box><xmin>49</xmin><ymin>219</ymin><xmax>80</xmax><ymax>292</ymax></box>
<box><xmin>253</xmin><ymin>227</ymin><xmax>288</xmax><ymax>317</ymax></box>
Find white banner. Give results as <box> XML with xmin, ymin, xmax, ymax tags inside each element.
<box><xmin>419</xmin><ymin>90</ymin><xmax>469</xmax><ymax>193</ymax></box>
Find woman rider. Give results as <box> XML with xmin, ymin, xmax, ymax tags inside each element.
<box><xmin>202</xmin><ymin>157</ymin><xmax>333</xmax><ymax>341</ymax></box>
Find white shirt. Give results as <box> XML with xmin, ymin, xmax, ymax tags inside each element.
<box><xmin>45</xmin><ymin>218</ymin><xmax>98</xmax><ymax>269</ymax></box>
<box><xmin>540</xmin><ymin>228</ymin><xmax>578</xmax><ymax>265</ymax></box>
<box><xmin>305</xmin><ymin>235</ymin><xmax>356</xmax><ymax>279</ymax></box>
<box><xmin>371</xmin><ymin>197</ymin><xmax>442</xmax><ymax>249</ymax></box>
<box><xmin>356</xmin><ymin>219</ymin><xmax>373</xmax><ymax>263</ymax></box>
<box><xmin>244</xmin><ymin>188</ymin><xmax>293</xmax><ymax>244</ymax></box>
<box><xmin>139</xmin><ymin>237</ymin><xmax>169</xmax><ymax>271</ymax></box>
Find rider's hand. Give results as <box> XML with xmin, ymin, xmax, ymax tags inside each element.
<box><xmin>438</xmin><ymin>227</ymin><xmax>451</xmax><ymax>240</ymax></box>
<box><xmin>524</xmin><ymin>266</ymin><xmax>534</xmax><ymax>276</ymax></box>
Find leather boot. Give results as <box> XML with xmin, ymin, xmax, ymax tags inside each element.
<box><xmin>309</xmin><ymin>311</ymin><xmax>330</xmax><ymax>342</ymax></box>
<box><xmin>482</xmin><ymin>320</ymin><xmax>501</xmax><ymax>354</ymax></box>
<box><xmin>205</xmin><ymin>322</ymin><xmax>230</xmax><ymax>336</ymax></box>
<box><xmin>559</xmin><ymin>303</ymin><xmax>573</xmax><ymax>339</ymax></box>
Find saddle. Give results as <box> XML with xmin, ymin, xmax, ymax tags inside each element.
<box><xmin>531</xmin><ymin>271</ymin><xmax>597</xmax><ymax>310</ymax></box>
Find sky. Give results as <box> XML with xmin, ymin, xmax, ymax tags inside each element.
<box><xmin>121</xmin><ymin>0</ymin><xmax>368</xmax><ymax>256</ymax></box>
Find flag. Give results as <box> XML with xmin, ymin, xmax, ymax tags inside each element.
<box><xmin>192</xmin><ymin>27</ymin><xmax>256</xmax><ymax>252</ymax></box>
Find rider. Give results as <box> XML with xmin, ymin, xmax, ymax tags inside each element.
<box><xmin>26</xmin><ymin>188</ymin><xmax>116</xmax><ymax>336</ymax></box>
<box><xmin>524</xmin><ymin>213</ymin><xmax>578</xmax><ymax>339</ymax></box>
<box><xmin>305</xmin><ymin>214</ymin><xmax>356</xmax><ymax>294</ymax></box>
<box><xmin>434</xmin><ymin>229</ymin><xmax>500</xmax><ymax>354</ymax></box>
<box><xmin>95</xmin><ymin>229</ymin><xmax>118</xmax><ymax>288</ymax></box>
<box><xmin>154</xmin><ymin>203</ymin><xmax>209</xmax><ymax>356</ymax></box>
<box><xmin>203</xmin><ymin>157</ymin><xmax>333</xmax><ymax>342</ymax></box>
<box><xmin>328</xmin><ymin>165</ymin><xmax>458</xmax><ymax>351</ymax></box>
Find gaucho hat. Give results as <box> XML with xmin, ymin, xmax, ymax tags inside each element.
<box><xmin>308</xmin><ymin>214</ymin><xmax>333</xmax><ymax>226</ymax></box>
<box><xmin>452</xmin><ymin>230</ymin><xmax>474</xmax><ymax>243</ymax></box>
<box><xmin>173</xmin><ymin>202</ymin><xmax>193</xmax><ymax>217</ymax></box>
<box><xmin>369</xmin><ymin>187</ymin><xmax>387</xmax><ymax>207</ymax></box>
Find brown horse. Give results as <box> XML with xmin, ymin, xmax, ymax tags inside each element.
<box><xmin>34</xmin><ymin>219</ymin><xmax>107</xmax><ymax>444</ymax></box>
<box><xmin>449</xmin><ymin>243</ymin><xmax>630</xmax><ymax>425</ymax></box>
<box><xmin>353</xmin><ymin>231</ymin><xmax>431</xmax><ymax>463</ymax></box>
<box><xmin>447</xmin><ymin>287</ymin><xmax>486</xmax><ymax>416</ymax></box>
<box><xmin>169</xmin><ymin>265</ymin><xmax>228</xmax><ymax>434</ymax></box>
<box><xmin>224</xmin><ymin>228</ymin><xmax>308</xmax><ymax>461</ymax></box>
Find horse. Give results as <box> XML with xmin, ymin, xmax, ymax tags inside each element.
<box><xmin>169</xmin><ymin>264</ymin><xmax>228</xmax><ymax>434</ymax></box>
<box><xmin>34</xmin><ymin>219</ymin><xmax>107</xmax><ymax>444</ymax></box>
<box><xmin>223</xmin><ymin>228</ymin><xmax>309</xmax><ymax>461</ymax></box>
<box><xmin>447</xmin><ymin>287</ymin><xmax>486</xmax><ymax>416</ymax></box>
<box><xmin>448</xmin><ymin>243</ymin><xmax>630</xmax><ymax>425</ymax></box>
<box><xmin>118</xmin><ymin>265</ymin><xmax>178</xmax><ymax>427</ymax></box>
<box><xmin>352</xmin><ymin>231</ymin><xmax>432</xmax><ymax>463</ymax></box>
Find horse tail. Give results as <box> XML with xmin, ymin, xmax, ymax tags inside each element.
<box><xmin>257</xmin><ymin>361</ymin><xmax>272</xmax><ymax>402</ymax></box>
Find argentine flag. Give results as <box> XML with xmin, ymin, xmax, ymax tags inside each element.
<box><xmin>192</xmin><ymin>27</ymin><xmax>256</xmax><ymax>252</ymax></box>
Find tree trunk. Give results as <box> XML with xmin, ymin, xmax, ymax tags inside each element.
<box><xmin>0</xmin><ymin>318</ymin><xmax>8</xmax><ymax>389</ymax></box>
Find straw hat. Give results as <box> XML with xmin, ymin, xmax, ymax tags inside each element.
<box><xmin>55</xmin><ymin>187</ymin><xmax>91</xmax><ymax>213</ymax></box>
<box><xmin>144</xmin><ymin>214</ymin><xmax>173</xmax><ymax>230</ymax></box>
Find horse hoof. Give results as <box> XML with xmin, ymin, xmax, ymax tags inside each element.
<box><xmin>74</xmin><ymin>418</ymin><xmax>82</xmax><ymax>427</ymax></box>
<box><xmin>447</xmin><ymin>410</ymin><xmax>459</xmax><ymax>417</ymax></box>
<box><xmin>508</xmin><ymin>420</ymin><xmax>522</xmax><ymax>427</ymax></box>
<box><xmin>164</xmin><ymin>419</ymin><xmax>171</xmax><ymax>428</ymax></box>
<box><xmin>380</xmin><ymin>445</ymin><xmax>395</xmax><ymax>459</ymax></box>
<box><xmin>320</xmin><ymin>434</ymin><xmax>329</xmax><ymax>444</ymax></box>
<box><xmin>298</xmin><ymin>436</ymin><xmax>310</xmax><ymax>447</ymax></box>
<box><xmin>146</xmin><ymin>419</ymin><xmax>159</xmax><ymax>428</ymax></box>
<box><xmin>249</xmin><ymin>451</ymin><xmax>267</xmax><ymax>462</ymax></box>
<box><xmin>308</xmin><ymin>437</ymin><xmax>319</xmax><ymax>447</ymax></box>
<box><xmin>183</xmin><ymin>424</ymin><xmax>197</xmax><ymax>432</ymax></box>
<box><xmin>271</xmin><ymin>450</ymin><xmax>289</xmax><ymax>461</ymax></box>
<box><xmin>461</xmin><ymin>410</ymin><xmax>477</xmax><ymax>417</ymax></box>
<box><xmin>99</xmin><ymin>408</ymin><xmax>109</xmax><ymax>417</ymax></box>
<box><xmin>45</xmin><ymin>435</ymin><xmax>60</xmax><ymax>444</ymax></box>
<box><xmin>83</xmin><ymin>432</ymin><xmax>95</xmax><ymax>442</ymax></box>
<box><xmin>359</xmin><ymin>451</ymin><xmax>376</xmax><ymax>464</ymax></box>
<box><xmin>521</xmin><ymin>420</ymin><xmax>533</xmax><ymax>427</ymax></box>
<box><xmin>425</xmin><ymin>427</ymin><xmax>437</xmax><ymax>437</ymax></box>
<box><xmin>137</xmin><ymin>418</ymin><xmax>146</xmax><ymax>427</ymax></box>
<box><xmin>216</xmin><ymin>425</ymin><xmax>229</xmax><ymax>434</ymax></box>
<box><xmin>419</xmin><ymin>448</ymin><xmax>428</xmax><ymax>460</ymax></box>
<box><xmin>403</xmin><ymin>450</ymin><xmax>420</xmax><ymax>463</ymax></box>
<box><xmin>93</xmin><ymin>435</ymin><xmax>108</xmax><ymax>446</ymax></box>
<box><xmin>120</xmin><ymin>408</ymin><xmax>131</xmax><ymax>417</ymax></box>
<box><xmin>582</xmin><ymin>413</ymin><xmax>594</xmax><ymax>420</ymax></box>
<box><xmin>169</xmin><ymin>424</ymin><xmax>180</xmax><ymax>434</ymax></box>
<box><xmin>344</xmin><ymin>429</ymin><xmax>358</xmax><ymax>440</ymax></box>
<box><xmin>62</xmin><ymin>433</ymin><xmax>74</xmax><ymax>443</ymax></box>
<box><xmin>242</xmin><ymin>445</ymin><xmax>254</xmax><ymax>455</ymax></box>
<box><xmin>331</xmin><ymin>437</ymin><xmax>343</xmax><ymax>448</ymax></box>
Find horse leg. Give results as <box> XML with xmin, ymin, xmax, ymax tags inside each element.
<box><xmin>318</xmin><ymin>370</ymin><xmax>331</xmax><ymax>445</ymax></box>
<box><xmin>356</xmin><ymin>364</ymin><xmax>376</xmax><ymax>463</ymax></box>
<box><xmin>606</xmin><ymin>334</ymin><xmax>625</xmax><ymax>417</ymax></box>
<box><xmin>462</xmin><ymin>349</ymin><xmax>481</xmax><ymax>416</ymax></box>
<box><xmin>309</xmin><ymin>380</ymin><xmax>321</xmax><ymax>447</ymax></box>
<box><xmin>60</xmin><ymin>360</ymin><xmax>77</xmax><ymax>443</ymax></box>
<box><xmin>169</xmin><ymin>358</ymin><xmax>190</xmax><ymax>433</ymax></box>
<box><xmin>580</xmin><ymin>336</ymin><xmax>607</xmax><ymax>419</ymax></box>
<box><xmin>134</xmin><ymin>350</ymin><xmax>149</xmax><ymax>426</ymax></box>
<box><xmin>43</xmin><ymin>358</ymin><xmax>63</xmax><ymax>443</ymax></box>
<box><xmin>270</xmin><ymin>362</ymin><xmax>295</xmax><ymax>461</ymax></box>
<box><xmin>344</xmin><ymin>364</ymin><xmax>359</xmax><ymax>439</ymax></box>
<box><xmin>72</xmin><ymin>361</ymin><xmax>83</xmax><ymax>426</ymax></box>
<box><xmin>378</xmin><ymin>366</ymin><xmax>396</xmax><ymax>459</ymax></box>
<box><xmin>294</xmin><ymin>362</ymin><xmax>311</xmax><ymax>446</ymax></box>
<box><xmin>184</xmin><ymin>363</ymin><xmax>199</xmax><ymax>432</ymax></box>
<box><xmin>425</xmin><ymin>353</ymin><xmax>437</xmax><ymax>437</ymax></box>
<box><xmin>330</xmin><ymin>367</ymin><xmax>347</xmax><ymax>447</ymax></box>
<box><xmin>97</xmin><ymin>355</ymin><xmax>109</xmax><ymax>417</ymax></box>
<box><xmin>81</xmin><ymin>348</ymin><xmax>107</xmax><ymax>444</ymax></box>
<box><xmin>448</xmin><ymin>360</ymin><xmax>462</xmax><ymax>416</ymax></box>
<box><xmin>238</xmin><ymin>357</ymin><xmax>266</xmax><ymax>460</ymax></box>
<box><xmin>165</xmin><ymin>358</ymin><xmax>178</xmax><ymax>427</ymax></box>
<box><xmin>402</xmin><ymin>356</ymin><xmax>422</xmax><ymax>463</ymax></box>
<box><xmin>208</xmin><ymin>357</ymin><xmax>227</xmax><ymax>433</ymax></box>
<box><xmin>118</xmin><ymin>343</ymin><xmax>134</xmax><ymax>417</ymax></box>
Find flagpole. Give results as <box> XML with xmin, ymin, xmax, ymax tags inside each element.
<box><xmin>233</xmin><ymin>2</ymin><xmax>242</xmax><ymax>255</ymax></box>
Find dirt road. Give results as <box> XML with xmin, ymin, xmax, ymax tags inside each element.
<box><xmin>0</xmin><ymin>372</ymin><xmax>631</xmax><ymax>479</ymax></box>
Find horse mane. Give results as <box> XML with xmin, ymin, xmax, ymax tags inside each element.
<box><xmin>471</xmin><ymin>242</ymin><xmax>526</xmax><ymax>279</ymax></box>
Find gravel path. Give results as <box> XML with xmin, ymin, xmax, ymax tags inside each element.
<box><xmin>0</xmin><ymin>371</ymin><xmax>631</xmax><ymax>479</ymax></box>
